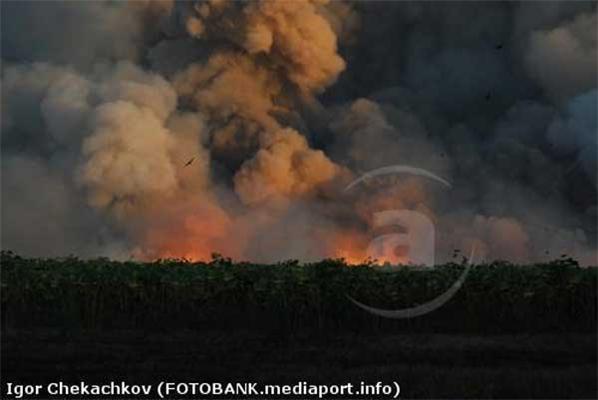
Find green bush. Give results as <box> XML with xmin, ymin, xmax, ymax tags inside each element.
<box><xmin>1</xmin><ymin>251</ymin><xmax>596</xmax><ymax>334</ymax></box>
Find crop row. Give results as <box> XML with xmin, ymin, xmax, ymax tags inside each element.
<box><xmin>1</xmin><ymin>251</ymin><xmax>596</xmax><ymax>333</ymax></box>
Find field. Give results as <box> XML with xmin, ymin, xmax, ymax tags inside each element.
<box><xmin>2</xmin><ymin>251</ymin><xmax>597</xmax><ymax>398</ymax></box>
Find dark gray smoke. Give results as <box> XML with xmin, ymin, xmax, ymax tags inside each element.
<box><xmin>1</xmin><ymin>1</ymin><xmax>596</xmax><ymax>265</ymax></box>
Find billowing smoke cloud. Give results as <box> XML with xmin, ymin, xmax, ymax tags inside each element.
<box><xmin>1</xmin><ymin>0</ymin><xmax>596</xmax><ymax>265</ymax></box>
<box><xmin>525</xmin><ymin>11</ymin><xmax>597</xmax><ymax>102</ymax></box>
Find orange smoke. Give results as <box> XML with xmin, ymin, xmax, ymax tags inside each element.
<box><xmin>319</xmin><ymin>228</ymin><xmax>412</xmax><ymax>266</ymax></box>
<box><xmin>137</xmin><ymin>204</ymin><xmax>239</xmax><ymax>262</ymax></box>
<box><xmin>139</xmin><ymin>212</ymin><xmax>413</xmax><ymax>266</ymax></box>
<box><xmin>78</xmin><ymin>2</ymin><xmax>419</xmax><ymax>266</ymax></box>
<box><xmin>325</xmin><ymin>230</ymin><xmax>369</xmax><ymax>264</ymax></box>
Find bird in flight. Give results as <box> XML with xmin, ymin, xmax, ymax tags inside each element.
<box><xmin>184</xmin><ymin>157</ymin><xmax>195</xmax><ymax>167</ymax></box>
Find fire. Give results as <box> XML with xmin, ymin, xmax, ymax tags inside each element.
<box><xmin>325</xmin><ymin>230</ymin><xmax>411</xmax><ymax>266</ymax></box>
<box><xmin>329</xmin><ymin>232</ymin><xmax>368</xmax><ymax>265</ymax></box>
<box><xmin>126</xmin><ymin>184</ymin><xmax>418</xmax><ymax>265</ymax></box>
<box><xmin>138</xmin><ymin>205</ymin><xmax>239</xmax><ymax>262</ymax></box>
<box><xmin>140</xmin><ymin>219</ymin><xmax>412</xmax><ymax>265</ymax></box>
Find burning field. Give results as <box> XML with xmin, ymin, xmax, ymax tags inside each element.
<box><xmin>1</xmin><ymin>2</ymin><xmax>597</xmax><ymax>398</ymax></box>
<box><xmin>1</xmin><ymin>0</ymin><xmax>597</xmax><ymax>266</ymax></box>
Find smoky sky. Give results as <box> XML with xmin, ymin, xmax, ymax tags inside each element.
<box><xmin>1</xmin><ymin>0</ymin><xmax>596</xmax><ymax>265</ymax></box>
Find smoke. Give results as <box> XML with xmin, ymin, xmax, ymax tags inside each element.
<box><xmin>176</xmin><ymin>0</ymin><xmax>346</xmax><ymax>92</ymax></box>
<box><xmin>1</xmin><ymin>0</ymin><xmax>596</xmax><ymax>265</ymax></box>
<box><xmin>525</xmin><ymin>11</ymin><xmax>597</xmax><ymax>102</ymax></box>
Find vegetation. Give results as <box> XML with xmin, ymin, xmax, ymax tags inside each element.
<box><xmin>2</xmin><ymin>252</ymin><xmax>597</xmax><ymax>398</ymax></box>
<box><xmin>2</xmin><ymin>251</ymin><xmax>595</xmax><ymax>333</ymax></box>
